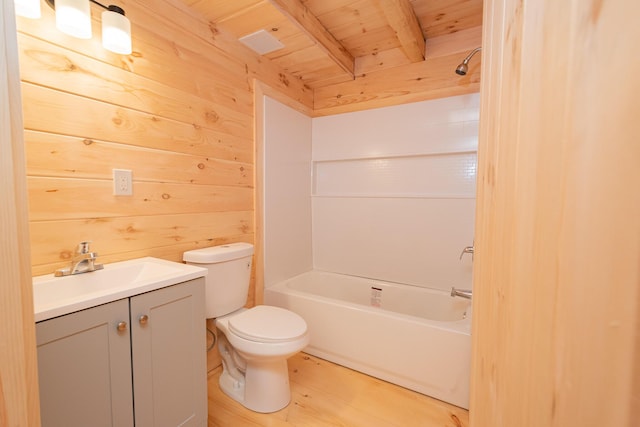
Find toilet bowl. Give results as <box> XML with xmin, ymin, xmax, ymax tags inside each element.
<box><xmin>183</xmin><ymin>243</ymin><xmax>309</xmax><ymax>413</ymax></box>
<box><xmin>215</xmin><ymin>306</ymin><xmax>309</xmax><ymax>412</ymax></box>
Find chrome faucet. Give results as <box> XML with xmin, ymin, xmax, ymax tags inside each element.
<box><xmin>451</xmin><ymin>287</ymin><xmax>472</xmax><ymax>299</ymax></box>
<box><xmin>54</xmin><ymin>241</ymin><xmax>104</xmax><ymax>277</ymax></box>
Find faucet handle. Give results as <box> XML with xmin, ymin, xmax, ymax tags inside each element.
<box><xmin>77</xmin><ymin>241</ymin><xmax>92</xmax><ymax>254</ymax></box>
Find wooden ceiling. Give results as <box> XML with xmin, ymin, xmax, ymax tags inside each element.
<box><xmin>182</xmin><ymin>0</ymin><xmax>483</xmax><ymax>89</ymax></box>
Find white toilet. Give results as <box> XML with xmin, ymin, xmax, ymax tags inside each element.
<box><xmin>183</xmin><ymin>242</ymin><xmax>309</xmax><ymax>413</ymax></box>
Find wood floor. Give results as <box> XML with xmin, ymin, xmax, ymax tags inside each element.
<box><xmin>207</xmin><ymin>353</ymin><xmax>469</xmax><ymax>427</ymax></box>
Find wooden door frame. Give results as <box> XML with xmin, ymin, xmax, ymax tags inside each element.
<box><xmin>470</xmin><ymin>0</ymin><xmax>640</xmax><ymax>426</ymax></box>
<box><xmin>0</xmin><ymin>1</ymin><xmax>41</xmax><ymax>425</ymax></box>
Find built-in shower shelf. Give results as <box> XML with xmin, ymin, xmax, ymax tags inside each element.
<box><xmin>312</xmin><ymin>151</ymin><xmax>478</xmax><ymax>198</ymax></box>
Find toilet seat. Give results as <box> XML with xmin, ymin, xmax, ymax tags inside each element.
<box><xmin>228</xmin><ymin>306</ymin><xmax>307</xmax><ymax>343</ymax></box>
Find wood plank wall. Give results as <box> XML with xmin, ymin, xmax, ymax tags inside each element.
<box><xmin>1</xmin><ymin>1</ymin><xmax>40</xmax><ymax>424</ymax></box>
<box><xmin>470</xmin><ymin>0</ymin><xmax>640</xmax><ymax>426</ymax></box>
<box><xmin>15</xmin><ymin>0</ymin><xmax>311</xmax><ymax>297</ymax></box>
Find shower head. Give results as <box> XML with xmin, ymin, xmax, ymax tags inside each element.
<box><xmin>455</xmin><ymin>63</ymin><xmax>468</xmax><ymax>76</ymax></box>
<box><xmin>455</xmin><ymin>47</ymin><xmax>482</xmax><ymax>76</ymax></box>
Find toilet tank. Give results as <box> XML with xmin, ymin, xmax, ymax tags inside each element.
<box><xmin>183</xmin><ymin>243</ymin><xmax>254</xmax><ymax>318</ymax></box>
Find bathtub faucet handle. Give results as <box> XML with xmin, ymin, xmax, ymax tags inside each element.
<box><xmin>459</xmin><ymin>245</ymin><xmax>474</xmax><ymax>260</ymax></box>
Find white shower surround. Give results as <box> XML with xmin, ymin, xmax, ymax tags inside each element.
<box><xmin>310</xmin><ymin>94</ymin><xmax>479</xmax><ymax>291</ymax></box>
<box><xmin>261</xmin><ymin>93</ymin><xmax>479</xmax><ymax>407</ymax></box>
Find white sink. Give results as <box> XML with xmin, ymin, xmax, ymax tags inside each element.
<box><xmin>33</xmin><ymin>257</ymin><xmax>207</xmax><ymax>322</ymax></box>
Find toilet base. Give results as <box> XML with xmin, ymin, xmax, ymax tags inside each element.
<box><xmin>219</xmin><ymin>358</ymin><xmax>292</xmax><ymax>413</ymax></box>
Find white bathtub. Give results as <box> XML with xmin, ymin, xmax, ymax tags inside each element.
<box><xmin>264</xmin><ymin>270</ymin><xmax>472</xmax><ymax>409</ymax></box>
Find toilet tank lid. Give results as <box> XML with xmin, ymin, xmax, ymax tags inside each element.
<box><xmin>183</xmin><ymin>242</ymin><xmax>254</xmax><ymax>264</ymax></box>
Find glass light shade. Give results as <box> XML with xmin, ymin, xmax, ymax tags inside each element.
<box><xmin>55</xmin><ymin>0</ymin><xmax>92</xmax><ymax>39</ymax></box>
<box><xmin>14</xmin><ymin>0</ymin><xmax>41</xmax><ymax>19</ymax></box>
<box><xmin>102</xmin><ymin>8</ymin><xmax>131</xmax><ymax>54</ymax></box>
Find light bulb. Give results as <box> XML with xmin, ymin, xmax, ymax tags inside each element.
<box><xmin>55</xmin><ymin>0</ymin><xmax>92</xmax><ymax>39</ymax></box>
<box><xmin>102</xmin><ymin>6</ymin><xmax>131</xmax><ymax>54</ymax></box>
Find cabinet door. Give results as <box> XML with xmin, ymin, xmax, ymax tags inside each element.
<box><xmin>36</xmin><ymin>298</ymin><xmax>134</xmax><ymax>427</ymax></box>
<box><xmin>130</xmin><ymin>278</ymin><xmax>207</xmax><ymax>427</ymax></box>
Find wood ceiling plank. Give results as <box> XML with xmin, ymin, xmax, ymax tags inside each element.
<box><xmin>340</xmin><ymin>25</ymin><xmax>399</xmax><ymax>57</ymax></box>
<box><xmin>271</xmin><ymin>44</ymin><xmax>331</xmax><ymax>68</ymax></box>
<box><xmin>185</xmin><ymin>0</ymin><xmax>263</xmax><ymax>23</ymax></box>
<box><xmin>307</xmin><ymin>1</ymin><xmax>385</xmax><ymax>35</ymax></box>
<box><xmin>355</xmin><ymin>47</ymin><xmax>411</xmax><ymax>76</ymax></box>
<box><xmin>411</xmin><ymin>0</ymin><xmax>483</xmax><ymax>38</ymax></box>
<box><xmin>300</xmin><ymin>0</ymin><xmax>360</xmax><ymax>17</ymax></box>
<box><xmin>376</xmin><ymin>0</ymin><xmax>425</xmax><ymax>62</ymax></box>
<box><xmin>304</xmin><ymin>0</ymin><xmax>394</xmax><ymax>56</ymax></box>
<box><xmin>355</xmin><ymin>25</ymin><xmax>481</xmax><ymax>77</ymax></box>
<box><xmin>266</xmin><ymin>31</ymin><xmax>317</xmax><ymax>58</ymax></box>
<box><xmin>214</xmin><ymin>1</ymin><xmax>286</xmax><ymax>37</ymax></box>
<box><xmin>271</xmin><ymin>48</ymin><xmax>350</xmax><ymax>87</ymax></box>
<box><xmin>313</xmin><ymin>52</ymin><xmax>479</xmax><ymax>115</ymax></box>
<box><xmin>267</xmin><ymin>0</ymin><xmax>355</xmax><ymax>77</ymax></box>
<box><xmin>304</xmin><ymin>72</ymin><xmax>356</xmax><ymax>89</ymax></box>
<box><xmin>425</xmin><ymin>26</ymin><xmax>482</xmax><ymax>58</ymax></box>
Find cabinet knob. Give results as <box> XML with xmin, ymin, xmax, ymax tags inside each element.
<box><xmin>117</xmin><ymin>321</ymin><xmax>127</xmax><ymax>332</ymax></box>
<box><xmin>139</xmin><ymin>314</ymin><xmax>149</xmax><ymax>325</ymax></box>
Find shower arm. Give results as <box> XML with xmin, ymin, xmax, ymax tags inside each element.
<box><xmin>461</xmin><ymin>47</ymin><xmax>482</xmax><ymax>65</ymax></box>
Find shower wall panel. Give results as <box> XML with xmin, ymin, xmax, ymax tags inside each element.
<box><xmin>311</xmin><ymin>93</ymin><xmax>480</xmax><ymax>291</ymax></box>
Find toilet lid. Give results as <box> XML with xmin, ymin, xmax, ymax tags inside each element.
<box><xmin>228</xmin><ymin>306</ymin><xmax>307</xmax><ymax>343</ymax></box>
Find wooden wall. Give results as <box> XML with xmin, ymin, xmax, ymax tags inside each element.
<box><xmin>15</xmin><ymin>0</ymin><xmax>311</xmax><ymax>295</ymax></box>
<box><xmin>1</xmin><ymin>1</ymin><xmax>40</xmax><ymax>424</ymax></box>
<box><xmin>470</xmin><ymin>0</ymin><xmax>640</xmax><ymax>426</ymax></box>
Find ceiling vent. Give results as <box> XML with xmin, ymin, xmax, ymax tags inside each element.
<box><xmin>238</xmin><ymin>29</ymin><xmax>285</xmax><ymax>55</ymax></box>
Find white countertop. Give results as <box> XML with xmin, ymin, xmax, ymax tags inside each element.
<box><xmin>33</xmin><ymin>257</ymin><xmax>207</xmax><ymax>322</ymax></box>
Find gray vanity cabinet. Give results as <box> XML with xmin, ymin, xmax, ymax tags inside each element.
<box><xmin>36</xmin><ymin>298</ymin><xmax>134</xmax><ymax>427</ymax></box>
<box><xmin>36</xmin><ymin>278</ymin><xmax>207</xmax><ymax>427</ymax></box>
<box><xmin>130</xmin><ymin>278</ymin><xmax>207</xmax><ymax>426</ymax></box>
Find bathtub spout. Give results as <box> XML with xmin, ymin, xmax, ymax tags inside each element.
<box><xmin>459</xmin><ymin>245</ymin><xmax>474</xmax><ymax>260</ymax></box>
<box><xmin>451</xmin><ymin>287</ymin><xmax>472</xmax><ymax>299</ymax></box>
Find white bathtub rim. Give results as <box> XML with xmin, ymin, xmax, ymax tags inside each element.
<box><xmin>268</xmin><ymin>269</ymin><xmax>472</xmax><ymax>335</ymax></box>
<box><xmin>287</xmin><ymin>269</ymin><xmax>469</xmax><ymax>297</ymax></box>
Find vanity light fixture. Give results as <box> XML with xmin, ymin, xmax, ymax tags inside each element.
<box><xmin>53</xmin><ymin>0</ymin><xmax>92</xmax><ymax>39</ymax></box>
<box><xmin>99</xmin><ymin>4</ymin><xmax>131</xmax><ymax>54</ymax></box>
<box><xmin>31</xmin><ymin>0</ymin><xmax>133</xmax><ymax>54</ymax></box>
